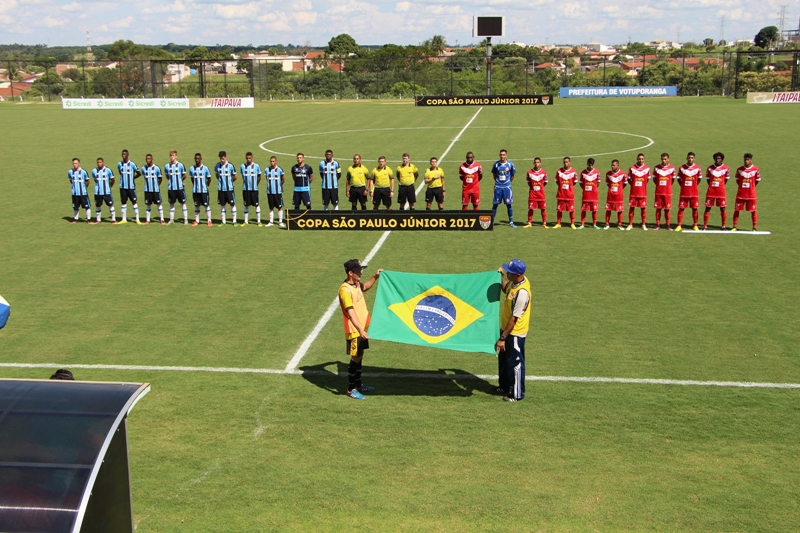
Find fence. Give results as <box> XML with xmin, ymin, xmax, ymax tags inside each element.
<box><xmin>2</xmin><ymin>50</ymin><xmax>797</xmax><ymax>102</ymax></box>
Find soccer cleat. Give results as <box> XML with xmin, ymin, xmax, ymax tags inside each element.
<box><xmin>692</xmin><ymin>225</ymin><xmax>699</xmax><ymax>231</ymax></box>
<box><xmin>278</xmin><ymin>222</ymin><xmax>286</xmax><ymax>228</ymax></box>
<box><xmin>626</xmin><ymin>225</ymin><xmax>633</xmax><ymax>231</ymax></box>
<box><xmin>593</xmin><ymin>225</ymin><xmax>601</xmax><ymax>230</ymax></box>
<box><xmin>618</xmin><ymin>225</ymin><xmax>625</xmax><ymax>231</ymax></box>
<box><xmin>184</xmin><ymin>221</ymin><xmax>188</xmax><ymax>225</ymax></box>
<box><xmin>492</xmin><ymin>387</ymin><xmax>506</xmax><ymax>395</ymax></box>
<box><xmin>70</xmin><ymin>220</ymin><xmax>77</xmax><ymax>224</ymax></box>
<box><xmin>111</xmin><ymin>220</ymin><xmax>117</xmax><ymax>224</ymax></box>
<box><xmin>570</xmin><ymin>224</ymin><xmax>577</xmax><ymax>230</ymax></box>
<box><xmin>523</xmin><ymin>223</ymin><xmax>533</xmax><ymax>228</ymax></box>
<box><xmin>752</xmin><ymin>227</ymin><xmax>758</xmax><ymax>232</ymax></box>
<box><xmin>654</xmin><ymin>225</ymin><xmax>660</xmax><ymax>231</ymax></box>
<box><xmin>542</xmin><ymin>224</ymin><xmax>549</xmax><ymax>229</ymax></box>
<box><xmin>166</xmin><ymin>220</ymin><xmax>174</xmax><ymax>225</ymax></box>
<box><xmin>502</xmin><ymin>396</ymin><xmax>520</xmax><ymax>402</ymax></box>
<box><xmin>668</xmin><ymin>226</ymin><xmax>674</xmax><ymax>231</ymax></box>
<box><xmin>136</xmin><ymin>220</ymin><xmax>143</xmax><ymax>225</ymax></box>
<box><xmin>117</xmin><ymin>219</ymin><xmax>127</xmax><ymax>225</ymax></box>
<box><xmin>604</xmin><ymin>225</ymin><xmax>610</xmax><ymax>230</ymax></box>
<box><xmin>553</xmin><ymin>223</ymin><xmax>561</xmax><ymax>229</ymax></box>
<box><xmin>191</xmin><ymin>221</ymin><xmax>199</xmax><ymax>227</ymax></box>
<box><xmin>509</xmin><ymin>223</ymin><xmax>517</xmax><ymax>228</ymax></box>
<box><xmin>346</xmin><ymin>389</ymin><xmax>366</xmax><ymax>400</ymax></box>
<box><xmin>357</xmin><ymin>385</ymin><xmax>375</xmax><ymax>393</ymax></box>
<box><xmin>207</xmin><ymin>221</ymin><xmax>213</xmax><ymax>227</ymax></box>
<box><xmin>730</xmin><ymin>227</ymin><xmax>737</xmax><ymax>232</ymax></box>
<box><xmin>674</xmin><ymin>226</ymin><xmax>682</xmax><ymax>232</ymax></box>
<box><xmin>142</xmin><ymin>221</ymin><xmax>150</xmax><ymax>225</ymax></box>
<box><xmin>265</xmin><ymin>222</ymin><xmax>274</xmax><ymax>227</ymax></box>
<box><xmin>721</xmin><ymin>226</ymin><xmax>728</xmax><ymax>231</ymax></box>
<box><xmin>233</xmin><ymin>223</ymin><xmax>240</xmax><ymax>227</ymax></box>
<box><xmin>577</xmin><ymin>225</ymin><xmax>585</xmax><ymax>230</ymax></box>
<box><xmin>642</xmin><ymin>225</ymin><xmax>648</xmax><ymax>231</ymax></box>
<box><xmin>160</xmin><ymin>221</ymin><xmax>166</xmax><ymax>225</ymax></box>
<box><xmin>702</xmin><ymin>226</ymin><xmax>707</xmax><ymax>231</ymax></box>
<box><xmin>257</xmin><ymin>223</ymin><xmax>263</xmax><ymax>227</ymax></box>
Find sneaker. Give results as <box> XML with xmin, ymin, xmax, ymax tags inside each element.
<box><xmin>265</xmin><ymin>222</ymin><xmax>274</xmax><ymax>227</ymax></box>
<box><xmin>604</xmin><ymin>225</ymin><xmax>610</xmax><ymax>230</ymax></box>
<box><xmin>730</xmin><ymin>227</ymin><xmax>737</xmax><ymax>232</ymax></box>
<box><xmin>509</xmin><ymin>223</ymin><xmax>517</xmax><ymax>228</ymax></box>
<box><xmin>167</xmin><ymin>220</ymin><xmax>174</xmax><ymax>225</ymax></box>
<box><xmin>136</xmin><ymin>220</ymin><xmax>143</xmax><ymax>225</ymax></box>
<box><xmin>570</xmin><ymin>224</ymin><xmax>577</xmax><ymax>230</ymax></box>
<box><xmin>346</xmin><ymin>389</ymin><xmax>366</xmax><ymax>400</ymax></box>
<box><xmin>618</xmin><ymin>225</ymin><xmax>625</xmax><ymax>231</ymax></box>
<box><xmin>523</xmin><ymin>223</ymin><xmax>533</xmax><ymax>228</ymax></box>
<box><xmin>118</xmin><ymin>219</ymin><xmax>127</xmax><ymax>225</ymax></box>
<box><xmin>192</xmin><ymin>221</ymin><xmax>199</xmax><ymax>227</ymax></box>
<box><xmin>675</xmin><ymin>226</ymin><xmax>682</xmax><ymax>232</ymax></box>
<box><xmin>278</xmin><ymin>222</ymin><xmax>286</xmax><ymax>228</ymax></box>
<box><xmin>502</xmin><ymin>396</ymin><xmax>520</xmax><ymax>402</ymax></box>
<box><xmin>542</xmin><ymin>224</ymin><xmax>549</xmax><ymax>229</ymax></box>
<box><xmin>654</xmin><ymin>225</ymin><xmax>660</xmax><ymax>231</ymax></box>
<box><xmin>593</xmin><ymin>225</ymin><xmax>601</xmax><ymax>230</ymax></box>
<box><xmin>626</xmin><ymin>225</ymin><xmax>633</xmax><ymax>231</ymax></box>
<box><xmin>491</xmin><ymin>387</ymin><xmax>506</xmax><ymax>395</ymax></box>
<box><xmin>553</xmin><ymin>223</ymin><xmax>561</xmax><ymax>229</ymax></box>
<box><xmin>357</xmin><ymin>385</ymin><xmax>375</xmax><ymax>393</ymax></box>
<box><xmin>692</xmin><ymin>225</ymin><xmax>699</xmax><ymax>231</ymax></box>
<box><xmin>577</xmin><ymin>225</ymin><xmax>585</xmax><ymax>230</ymax></box>
<box><xmin>207</xmin><ymin>220</ymin><xmax>213</xmax><ymax>227</ymax></box>
<box><xmin>642</xmin><ymin>225</ymin><xmax>648</xmax><ymax>231</ymax></box>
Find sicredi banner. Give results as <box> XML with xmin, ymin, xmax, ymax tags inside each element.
<box><xmin>747</xmin><ymin>91</ymin><xmax>800</xmax><ymax>104</ymax></box>
<box><xmin>62</xmin><ymin>97</ymin><xmax>255</xmax><ymax>109</ymax></box>
<box><xmin>559</xmin><ymin>86</ymin><xmax>678</xmax><ymax>98</ymax></box>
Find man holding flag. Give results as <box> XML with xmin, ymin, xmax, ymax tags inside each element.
<box><xmin>496</xmin><ymin>259</ymin><xmax>531</xmax><ymax>403</ymax></box>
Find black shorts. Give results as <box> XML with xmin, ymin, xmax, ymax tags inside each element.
<box><xmin>349</xmin><ymin>186</ymin><xmax>367</xmax><ymax>204</ymax></box>
<box><xmin>95</xmin><ymin>194</ymin><xmax>113</xmax><ymax>208</ymax></box>
<box><xmin>168</xmin><ymin>189</ymin><xmax>187</xmax><ymax>204</ymax></box>
<box><xmin>145</xmin><ymin>191</ymin><xmax>162</xmax><ymax>205</ymax></box>
<box><xmin>217</xmin><ymin>190</ymin><xmax>235</xmax><ymax>206</ymax></box>
<box><xmin>193</xmin><ymin>192</ymin><xmax>209</xmax><ymax>207</ymax></box>
<box><xmin>322</xmin><ymin>188</ymin><xmax>339</xmax><ymax>206</ymax></box>
<box><xmin>398</xmin><ymin>185</ymin><xmax>416</xmax><ymax>206</ymax></box>
<box><xmin>243</xmin><ymin>190</ymin><xmax>260</xmax><ymax>207</ymax></box>
<box><xmin>372</xmin><ymin>187</ymin><xmax>392</xmax><ymax>207</ymax></box>
<box><xmin>346</xmin><ymin>337</ymin><xmax>369</xmax><ymax>357</ymax></box>
<box><xmin>293</xmin><ymin>191</ymin><xmax>311</xmax><ymax>208</ymax></box>
<box><xmin>426</xmin><ymin>187</ymin><xmax>444</xmax><ymax>204</ymax></box>
<box><xmin>267</xmin><ymin>193</ymin><xmax>284</xmax><ymax>210</ymax></box>
<box><xmin>120</xmin><ymin>189</ymin><xmax>137</xmax><ymax>204</ymax></box>
<box><xmin>72</xmin><ymin>195</ymin><xmax>90</xmax><ymax>209</ymax></box>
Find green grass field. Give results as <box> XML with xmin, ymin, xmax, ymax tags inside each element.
<box><xmin>1</xmin><ymin>97</ymin><xmax>799</xmax><ymax>532</ymax></box>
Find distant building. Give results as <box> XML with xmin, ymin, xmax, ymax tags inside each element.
<box><xmin>586</xmin><ymin>42</ymin><xmax>615</xmax><ymax>52</ymax></box>
<box><xmin>646</xmin><ymin>39</ymin><xmax>682</xmax><ymax>50</ymax></box>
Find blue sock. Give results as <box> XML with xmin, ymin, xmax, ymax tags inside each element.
<box><xmin>492</xmin><ymin>205</ymin><xmax>498</xmax><ymax>219</ymax></box>
<box><xmin>507</xmin><ymin>205</ymin><xmax>514</xmax><ymax>222</ymax></box>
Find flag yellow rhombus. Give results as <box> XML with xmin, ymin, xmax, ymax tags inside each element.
<box><xmin>387</xmin><ymin>285</ymin><xmax>484</xmax><ymax>344</ymax></box>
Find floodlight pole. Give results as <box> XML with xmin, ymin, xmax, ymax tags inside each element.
<box><xmin>486</xmin><ymin>37</ymin><xmax>492</xmax><ymax>95</ymax></box>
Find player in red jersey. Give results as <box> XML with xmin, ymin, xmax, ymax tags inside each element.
<box><xmin>524</xmin><ymin>157</ymin><xmax>548</xmax><ymax>228</ymax></box>
<box><xmin>627</xmin><ymin>153</ymin><xmax>649</xmax><ymax>230</ymax></box>
<box><xmin>554</xmin><ymin>157</ymin><xmax>577</xmax><ymax>229</ymax></box>
<box><xmin>652</xmin><ymin>152</ymin><xmax>675</xmax><ymax>231</ymax></box>
<box><xmin>704</xmin><ymin>151</ymin><xmax>730</xmax><ymax>230</ymax></box>
<box><xmin>459</xmin><ymin>151</ymin><xmax>482</xmax><ymax>210</ymax></box>
<box><xmin>579</xmin><ymin>158</ymin><xmax>601</xmax><ymax>229</ymax></box>
<box><xmin>604</xmin><ymin>159</ymin><xmax>627</xmax><ymax>230</ymax></box>
<box><xmin>732</xmin><ymin>153</ymin><xmax>761</xmax><ymax>231</ymax></box>
<box><xmin>675</xmin><ymin>152</ymin><xmax>702</xmax><ymax>232</ymax></box>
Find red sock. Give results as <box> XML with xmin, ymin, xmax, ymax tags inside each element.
<box><xmin>473</xmin><ymin>204</ymin><xmax>479</xmax><ymax>210</ymax></box>
<box><xmin>605</xmin><ymin>211</ymin><xmax>611</xmax><ymax>225</ymax></box>
<box><xmin>581</xmin><ymin>211</ymin><xmax>586</xmax><ymax>225</ymax></box>
<box><xmin>752</xmin><ymin>212</ymin><xmax>758</xmax><ymax>228</ymax></box>
<box><xmin>721</xmin><ymin>210</ymin><xmax>727</xmax><ymax>227</ymax></box>
<box><xmin>733</xmin><ymin>211</ymin><xmax>740</xmax><ymax>227</ymax></box>
<box><xmin>703</xmin><ymin>210</ymin><xmax>710</xmax><ymax>227</ymax></box>
<box><xmin>665</xmin><ymin>211</ymin><xmax>671</xmax><ymax>226</ymax></box>
<box><xmin>541</xmin><ymin>210</ymin><xmax>547</xmax><ymax>225</ymax></box>
<box><xmin>527</xmin><ymin>209</ymin><xmax>533</xmax><ymax>224</ymax></box>
<box><xmin>462</xmin><ymin>204</ymin><xmax>467</xmax><ymax>211</ymax></box>
<box><xmin>617</xmin><ymin>212</ymin><xmax>623</xmax><ymax>226</ymax></box>
<box><xmin>592</xmin><ymin>211</ymin><xmax>598</xmax><ymax>225</ymax></box>
<box><xmin>557</xmin><ymin>211</ymin><xmax>563</xmax><ymax>224</ymax></box>
<box><xmin>570</xmin><ymin>212</ymin><xmax>575</xmax><ymax>224</ymax></box>
<box><xmin>641</xmin><ymin>208</ymin><xmax>647</xmax><ymax>225</ymax></box>
<box><xmin>656</xmin><ymin>209</ymin><xmax>662</xmax><ymax>224</ymax></box>
<box><xmin>692</xmin><ymin>209</ymin><xmax>698</xmax><ymax>225</ymax></box>
<box><xmin>678</xmin><ymin>208</ymin><xmax>684</xmax><ymax>225</ymax></box>
<box><xmin>628</xmin><ymin>207</ymin><xmax>634</xmax><ymax>225</ymax></box>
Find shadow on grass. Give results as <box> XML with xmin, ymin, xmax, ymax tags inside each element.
<box><xmin>299</xmin><ymin>361</ymin><xmax>495</xmax><ymax>397</ymax></box>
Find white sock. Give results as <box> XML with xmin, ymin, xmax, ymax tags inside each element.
<box><xmin>256</xmin><ymin>207</ymin><xmax>261</xmax><ymax>223</ymax></box>
<box><xmin>232</xmin><ymin>206</ymin><xmax>237</xmax><ymax>223</ymax></box>
<box><xmin>96</xmin><ymin>209</ymin><xmax>101</xmax><ymax>222</ymax></box>
<box><xmin>146</xmin><ymin>207</ymin><xmax>151</xmax><ymax>222</ymax></box>
<box><xmin>195</xmin><ymin>210</ymin><xmax>200</xmax><ymax>223</ymax></box>
<box><xmin>206</xmin><ymin>207</ymin><xmax>212</xmax><ymax>222</ymax></box>
<box><xmin>109</xmin><ymin>207</ymin><xmax>115</xmax><ymax>222</ymax></box>
<box><xmin>133</xmin><ymin>204</ymin><xmax>139</xmax><ymax>221</ymax></box>
<box><xmin>73</xmin><ymin>209</ymin><xmax>79</xmax><ymax>220</ymax></box>
<box><xmin>158</xmin><ymin>205</ymin><xmax>164</xmax><ymax>221</ymax></box>
<box><xmin>221</xmin><ymin>208</ymin><xmax>226</xmax><ymax>224</ymax></box>
<box><xmin>169</xmin><ymin>206</ymin><xmax>175</xmax><ymax>221</ymax></box>
<box><xmin>182</xmin><ymin>204</ymin><xmax>188</xmax><ymax>222</ymax></box>
<box><xmin>244</xmin><ymin>209</ymin><xmax>249</xmax><ymax>224</ymax></box>
<box><xmin>269</xmin><ymin>211</ymin><xmax>274</xmax><ymax>223</ymax></box>
<box><xmin>335</xmin><ymin>204</ymin><xmax>339</xmax><ymax>210</ymax></box>
<box><xmin>121</xmin><ymin>205</ymin><xmax>127</xmax><ymax>220</ymax></box>
<box><xmin>278</xmin><ymin>209</ymin><xmax>283</xmax><ymax>223</ymax></box>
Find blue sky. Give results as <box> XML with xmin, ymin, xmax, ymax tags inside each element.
<box><xmin>0</xmin><ymin>0</ymin><xmax>795</xmax><ymax>47</ymax></box>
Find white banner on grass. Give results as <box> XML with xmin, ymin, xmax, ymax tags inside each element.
<box><xmin>62</xmin><ymin>97</ymin><xmax>255</xmax><ymax>109</ymax></box>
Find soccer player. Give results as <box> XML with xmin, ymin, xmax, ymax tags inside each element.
<box><xmin>675</xmin><ymin>152</ymin><xmax>702</xmax><ymax>232</ymax></box>
<box><xmin>554</xmin><ymin>157</ymin><xmax>578</xmax><ymax>229</ymax></box>
<box><xmin>214</xmin><ymin>151</ymin><xmax>237</xmax><ymax>225</ymax></box>
<box><xmin>652</xmin><ymin>152</ymin><xmax>675</xmax><ymax>230</ymax></box>
<box><xmin>396</xmin><ymin>153</ymin><xmax>419</xmax><ymax>210</ymax></box>
<box><xmin>91</xmin><ymin>157</ymin><xmax>115</xmax><ymax>224</ymax></box>
<box><xmin>141</xmin><ymin>153</ymin><xmax>164</xmax><ymax>225</ymax></box>
<box><xmin>491</xmin><ymin>149</ymin><xmax>516</xmax><ymax>228</ymax></box>
<box><xmin>459</xmin><ymin>151</ymin><xmax>482</xmax><ymax>210</ymax></box>
<box><xmin>424</xmin><ymin>157</ymin><xmax>445</xmax><ymax>210</ymax></box>
<box><xmin>291</xmin><ymin>153</ymin><xmax>313</xmax><ymax>210</ymax></box>
<box><xmin>68</xmin><ymin>158</ymin><xmax>91</xmax><ymax>224</ymax></box>
<box><xmin>579</xmin><ymin>157</ymin><xmax>601</xmax><ymax>229</ymax></box>
<box><xmin>189</xmin><ymin>153</ymin><xmax>212</xmax><ymax>226</ymax></box>
<box><xmin>319</xmin><ymin>149</ymin><xmax>341</xmax><ymax>211</ymax></box>
<box><xmin>164</xmin><ymin>150</ymin><xmax>187</xmax><ymax>225</ymax></box>
<box><xmin>264</xmin><ymin>156</ymin><xmax>285</xmax><ymax>227</ymax></box>
<box><xmin>117</xmin><ymin>149</ymin><xmax>140</xmax><ymax>224</ymax></box>
<box><xmin>524</xmin><ymin>157</ymin><xmax>548</xmax><ymax>228</ymax></box>
<box><xmin>704</xmin><ymin>152</ymin><xmax>730</xmax><ymax>230</ymax></box>
<box><xmin>369</xmin><ymin>156</ymin><xmax>394</xmax><ymax>210</ymax></box>
<box><xmin>240</xmin><ymin>151</ymin><xmax>262</xmax><ymax>225</ymax></box>
<box><xmin>627</xmin><ymin>153</ymin><xmax>650</xmax><ymax>230</ymax></box>
<box><xmin>605</xmin><ymin>159</ymin><xmax>627</xmax><ymax>230</ymax></box>
<box><xmin>732</xmin><ymin>153</ymin><xmax>761</xmax><ymax>232</ymax></box>
<box><xmin>347</xmin><ymin>154</ymin><xmax>370</xmax><ymax>210</ymax></box>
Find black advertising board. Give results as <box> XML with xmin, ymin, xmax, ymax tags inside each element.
<box><xmin>415</xmin><ymin>95</ymin><xmax>554</xmax><ymax>106</ymax></box>
<box><xmin>287</xmin><ymin>210</ymin><xmax>494</xmax><ymax>231</ymax></box>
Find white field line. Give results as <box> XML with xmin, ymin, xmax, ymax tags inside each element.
<box><xmin>2</xmin><ymin>363</ymin><xmax>799</xmax><ymax>389</ymax></box>
<box><xmin>682</xmin><ymin>230</ymin><xmax>771</xmax><ymax>235</ymax></box>
<box><xmin>283</xmin><ymin>107</ymin><xmax>484</xmax><ymax>373</ymax></box>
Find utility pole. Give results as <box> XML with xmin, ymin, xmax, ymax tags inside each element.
<box><xmin>486</xmin><ymin>37</ymin><xmax>492</xmax><ymax>96</ymax></box>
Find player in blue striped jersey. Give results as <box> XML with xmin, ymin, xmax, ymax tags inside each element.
<box><xmin>319</xmin><ymin>149</ymin><xmax>341</xmax><ymax>211</ymax></box>
<box><xmin>264</xmin><ymin>156</ymin><xmax>285</xmax><ymax>227</ymax></box>
<box><xmin>240</xmin><ymin>152</ymin><xmax>262</xmax><ymax>226</ymax></box>
<box><xmin>91</xmin><ymin>157</ymin><xmax>116</xmax><ymax>224</ymax></box>
<box><xmin>117</xmin><ymin>149</ymin><xmax>141</xmax><ymax>224</ymax></box>
<box><xmin>214</xmin><ymin>151</ymin><xmax>238</xmax><ymax>225</ymax></box>
<box><xmin>141</xmin><ymin>153</ymin><xmax>165</xmax><ymax>225</ymax></box>
<box><xmin>164</xmin><ymin>150</ymin><xmax>188</xmax><ymax>225</ymax></box>
<box><xmin>68</xmin><ymin>158</ymin><xmax>91</xmax><ymax>224</ymax></box>
<box><xmin>491</xmin><ymin>149</ymin><xmax>517</xmax><ymax>228</ymax></box>
<box><xmin>189</xmin><ymin>153</ymin><xmax>213</xmax><ymax>226</ymax></box>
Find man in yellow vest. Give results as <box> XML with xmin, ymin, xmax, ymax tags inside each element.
<box><xmin>339</xmin><ymin>259</ymin><xmax>383</xmax><ymax>400</ymax></box>
<box><xmin>495</xmin><ymin>259</ymin><xmax>531</xmax><ymax>402</ymax></box>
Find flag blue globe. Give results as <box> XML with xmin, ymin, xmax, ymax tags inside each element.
<box><xmin>413</xmin><ymin>295</ymin><xmax>456</xmax><ymax>337</ymax></box>
<box><xmin>0</xmin><ymin>295</ymin><xmax>9</xmax><ymax>330</ymax></box>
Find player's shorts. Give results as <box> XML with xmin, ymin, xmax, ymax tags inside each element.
<box><xmin>581</xmin><ymin>201</ymin><xmax>598</xmax><ymax>212</ymax></box>
<box><xmin>72</xmin><ymin>195</ymin><xmax>90</xmax><ymax>210</ymax></box>
<box><xmin>120</xmin><ymin>189</ymin><xmax>137</xmax><ymax>204</ymax></box>
<box><xmin>193</xmin><ymin>193</ymin><xmax>209</xmax><ymax>207</ymax></box>
<box><xmin>349</xmin><ymin>186</ymin><xmax>367</xmax><ymax>204</ymax></box>
<box><xmin>557</xmin><ymin>200</ymin><xmax>575</xmax><ymax>212</ymax></box>
<box><xmin>373</xmin><ymin>187</ymin><xmax>392</xmax><ymax>207</ymax></box>
<box><xmin>528</xmin><ymin>199</ymin><xmax>546</xmax><ymax>210</ymax></box>
<box><xmin>735</xmin><ymin>199</ymin><xmax>757</xmax><ymax>212</ymax></box>
<box><xmin>292</xmin><ymin>191</ymin><xmax>311</xmax><ymax>208</ymax></box>
<box><xmin>168</xmin><ymin>189</ymin><xmax>187</xmax><ymax>204</ymax></box>
<box><xmin>462</xmin><ymin>191</ymin><xmax>480</xmax><ymax>207</ymax></box>
<box><xmin>322</xmin><ymin>188</ymin><xmax>339</xmax><ymax>207</ymax></box>
<box><xmin>243</xmin><ymin>190</ymin><xmax>260</xmax><ymax>207</ymax></box>
<box><xmin>605</xmin><ymin>201</ymin><xmax>624</xmax><ymax>212</ymax></box>
<box><xmin>217</xmin><ymin>190</ymin><xmax>235</xmax><ymax>206</ymax></box>
<box><xmin>144</xmin><ymin>191</ymin><xmax>162</xmax><ymax>205</ymax></box>
<box><xmin>346</xmin><ymin>336</ymin><xmax>369</xmax><ymax>357</ymax></box>
<box><xmin>493</xmin><ymin>187</ymin><xmax>513</xmax><ymax>205</ymax></box>
<box><xmin>629</xmin><ymin>197</ymin><xmax>647</xmax><ymax>208</ymax></box>
<box><xmin>267</xmin><ymin>193</ymin><xmax>283</xmax><ymax>210</ymax></box>
<box><xmin>425</xmin><ymin>187</ymin><xmax>443</xmax><ymax>204</ymax></box>
<box><xmin>653</xmin><ymin>195</ymin><xmax>672</xmax><ymax>209</ymax></box>
<box><xmin>397</xmin><ymin>185</ymin><xmax>416</xmax><ymax>206</ymax></box>
<box><xmin>705</xmin><ymin>197</ymin><xmax>727</xmax><ymax>208</ymax></box>
<box><xmin>94</xmin><ymin>194</ymin><xmax>113</xmax><ymax>208</ymax></box>
<box><xmin>678</xmin><ymin>197</ymin><xmax>699</xmax><ymax>209</ymax></box>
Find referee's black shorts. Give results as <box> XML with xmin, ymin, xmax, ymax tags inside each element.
<box><xmin>372</xmin><ymin>187</ymin><xmax>392</xmax><ymax>207</ymax></box>
<box><xmin>349</xmin><ymin>186</ymin><xmax>367</xmax><ymax>204</ymax></box>
<box><xmin>398</xmin><ymin>185</ymin><xmax>416</xmax><ymax>206</ymax></box>
<box><xmin>426</xmin><ymin>187</ymin><xmax>444</xmax><ymax>204</ymax></box>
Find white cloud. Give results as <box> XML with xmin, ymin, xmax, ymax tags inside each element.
<box><xmin>43</xmin><ymin>15</ymin><xmax>66</xmax><ymax>26</ymax></box>
<box><xmin>61</xmin><ymin>2</ymin><xmax>81</xmax><ymax>11</ymax></box>
<box><xmin>395</xmin><ymin>1</ymin><xmax>409</xmax><ymax>11</ymax></box>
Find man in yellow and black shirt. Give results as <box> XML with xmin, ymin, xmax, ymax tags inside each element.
<box><xmin>396</xmin><ymin>152</ymin><xmax>419</xmax><ymax>210</ymax></box>
<box><xmin>370</xmin><ymin>156</ymin><xmax>395</xmax><ymax>210</ymax></box>
<box><xmin>346</xmin><ymin>154</ymin><xmax>370</xmax><ymax>210</ymax></box>
<box><xmin>338</xmin><ymin>259</ymin><xmax>382</xmax><ymax>400</ymax></box>
<box><xmin>495</xmin><ymin>259</ymin><xmax>531</xmax><ymax>403</ymax></box>
<box><xmin>424</xmin><ymin>157</ymin><xmax>446</xmax><ymax>210</ymax></box>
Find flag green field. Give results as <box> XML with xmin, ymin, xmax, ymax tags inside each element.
<box><xmin>370</xmin><ymin>270</ymin><xmax>500</xmax><ymax>353</ymax></box>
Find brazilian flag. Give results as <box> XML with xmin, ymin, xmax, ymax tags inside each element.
<box><xmin>369</xmin><ymin>271</ymin><xmax>501</xmax><ymax>354</ymax></box>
